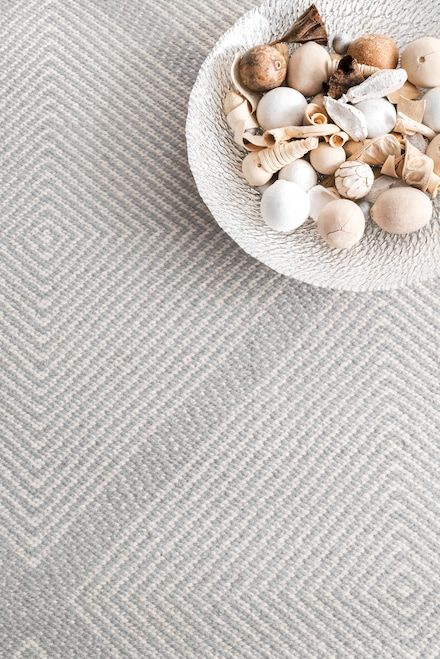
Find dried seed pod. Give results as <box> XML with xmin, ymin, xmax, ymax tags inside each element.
<box><xmin>323</xmin><ymin>96</ymin><xmax>368</xmax><ymax>142</ymax></box>
<box><xmin>347</xmin><ymin>35</ymin><xmax>399</xmax><ymax>69</ymax></box>
<box><xmin>231</xmin><ymin>53</ymin><xmax>261</xmax><ymax>112</ymax></box>
<box><xmin>334</xmin><ymin>161</ymin><xmax>374</xmax><ymax>199</ymax></box>
<box><xmin>238</xmin><ymin>44</ymin><xmax>288</xmax><ymax>92</ymax></box>
<box><xmin>326</xmin><ymin>55</ymin><xmax>364</xmax><ymax>99</ymax></box>
<box><xmin>274</xmin><ymin>4</ymin><xmax>328</xmax><ymax>45</ymax></box>
<box><xmin>342</xmin><ymin>69</ymin><xmax>408</xmax><ymax>104</ymax></box>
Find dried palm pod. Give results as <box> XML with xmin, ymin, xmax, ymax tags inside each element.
<box><xmin>325</xmin><ymin>55</ymin><xmax>364</xmax><ymax>100</ymax></box>
<box><xmin>273</xmin><ymin>4</ymin><xmax>328</xmax><ymax>46</ymax></box>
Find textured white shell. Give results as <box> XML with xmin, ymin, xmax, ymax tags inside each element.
<box><xmin>186</xmin><ymin>0</ymin><xmax>440</xmax><ymax>291</ymax></box>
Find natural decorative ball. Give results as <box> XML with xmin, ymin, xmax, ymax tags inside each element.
<box><xmin>401</xmin><ymin>37</ymin><xmax>440</xmax><ymax>88</ymax></box>
<box><xmin>334</xmin><ymin>161</ymin><xmax>374</xmax><ymax>199</ymax></box>
<box><xmin>239</xmin><ymin>44</ymin><xmax>288</xmax><ymax>92</ymax></box>
<box><xmin>347</xmin><ymin>34</ymin><xmax>399</xmax><ymax>69</ymax></box>
<box><xmin>317</xmin><ymin>199</ymin><xmax>365</xmax><ymax>249</ymax></box>
<box><xmin>256</xmin><ymin>87</ymin><xmax>308</xmax><ymax>131</ymax></box>
<box><xmin>261</xmin><ymin>180</ymin><xmax>310</xmax><ymax>233</ymax></box>
<box><xmin>355</xmin><ymin>98</ymin><xmax>397</xmax><ymax>138</ymax></box>
<box><xmin>371</xmin><ymin>187</ymin><xmax>432</xmax><ymax>234</ymax></box>
<box><xmin>332</xmin><ymin>33</ymin><xmax>351</xmax><ymax>55</ymax></box>
<box><xmin>309</xmin><ymin>143</ymin><xmax>346</xmax><ymax>175</ymax></box>
<box><xmin>426</xmin><ymin>134</ymin><xmax>440</xmax><ymax>176</ymax></box>
<box><xmin>423</xmin><ymin>87</ymin><xmax>440</xmax><ymax>133</ymax></box>
<box><xmin>242</xmin><ymin>152</ymin><xmax>273</xmax><ymax>186</ymax></box>
<box><xmin>287</xmin><ymin>42</ymin><xmax>330</xmax><ymax>97</ymax></box>
<box><xmin>279</xmin><ymin>159</ymin><xmax>317</xmax><ymax>191</ymax></box>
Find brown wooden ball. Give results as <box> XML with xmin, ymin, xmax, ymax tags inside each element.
<box><xmin>347</xmin><ymin>34</ymin><xmax>399</xmax><ymax>69</ymax></box>
<box><xmin>239</xmin><ymin>44</ymin><xmax>288</xmax><ymax>92</ymax></box>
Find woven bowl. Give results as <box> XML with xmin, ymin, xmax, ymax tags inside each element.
<box><xmin>186</xmin><ymin>0</ymin><xmax>440</xmax><ymax>291</ymax></box>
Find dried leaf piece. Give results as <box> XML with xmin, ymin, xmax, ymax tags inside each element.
<box><xmin>342</xmin><ymin>68</ymin><xmax>408</xmax><ymax>104</ymax></box>
<box><xmin>394</xmin><ymin>112</ymin><xmax>436</xmax><ymax>140</ymax></box>
<box><xmin>223</xmin><ymin>91</ymin><xmax>266</xmax><ymax>151</ymax></box>
<box><xmin>273</xmin><ymin>4</ymin><xmax>328</xmax><ymax>46</ymax></box>
<box><xmin>323</xmin><ymin>96</ymin><xmax>368</xmax><ymax>141</ymax></box>
<box><xmin>381</xmin><ymin>155</ymin><xmax>403</xmax><ymax>178</ymax></box>
<box><xmin>400</xmin><ymin>139</ymin><xmax>440</xmax><ymax>198</ymax></box>
<box><xmin>326</xmin><ymin>55</ymin><xmax>365</xmax><ymax>99</ymax></box>
<box><xmin>387</xmin><ymin>80</ymin><xmax>421</xmax><ymax>103</ymax></box>
<box><xmin>396</xmin><ymin>98</ymin><xmax>426</xmax><ymax>123</ymax></box>
<box><xmin>347</xmin><ymin>134</ymin><xmax>402</xmax><ymax>165</ymax></box>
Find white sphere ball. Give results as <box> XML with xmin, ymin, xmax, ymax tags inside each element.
<box><xmin>256</xmin><ymin>87</ymin><xmax>307</xmax><ymax>130</ymax></box>
<box><xmin>423</xmin><ymin>87</ymin><xmax>440</xmax><ymax>133</ymax></box>
<box><xmin>278</xmin><ymin>159</ymin><xmax>318</xmax><ymax>191</ymax></box>
<box><xmin>261</xmin><ymin>180</ymin><xmax>310</xmax><ymax>233</ymax></box>
<box><xmin>332</xmin><ymin>33</ymin><xmax>351</xmax><ymax>55</ymax></box>
<box><xmin>355</xmin><ymin>98</ymin><xmax>396</xmax><ymax>138</ymax></box>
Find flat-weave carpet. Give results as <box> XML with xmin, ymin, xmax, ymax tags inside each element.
<box><xmin>1</xmin><ymin>0</ymin><xmax>440</xmax><ymax>657</ymax></box>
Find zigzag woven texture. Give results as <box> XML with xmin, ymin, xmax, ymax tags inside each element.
<box><xmin>0</xmin><ymin>0</ymin><xmax>439</xmax><ymax>656</ymax></box>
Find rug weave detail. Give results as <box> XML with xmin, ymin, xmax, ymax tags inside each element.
<box><xmin>0</xmin><ymin>0</ymin><xmax>440</xmax><ymax>656</ymax></box>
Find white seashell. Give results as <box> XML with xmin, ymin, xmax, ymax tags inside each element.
<box><xmin>364</xmin><ymin>175</ymin><xmax>408</xmax><ymax>204</ymax></box>
<box><xmin>308</xmin><ymin>185</ymin><xmax>340</xmax><ymax>221</ymax></box>
<box><xmin>355</xmin><ymin>98</ymin><xmax>396</xmax><ymax>138</ymax></box>
<box><xmin>323</xmin><ymin>96</ymin><xmax>368</xmax><ymax>142</ymax></box>
<box><xmin>371</xmin><ymin>187</ymin><xmax>433</xmax><ymax>234</ymax></box>
<box><xmin>258</xmin><ymin>137</ymin><xmax>318</xmax><ymax>173</ymax></box>
<box><xmin>342</xmin><ymin>69</ymin><xmax>407</xmax><ymax>104</ymax></box>
<box><xmin>426</xmin><ymin>134</ymin><xmax>440</xmax><ymax>176</ymax></box>
<box><xmin>317</xmin><ymin>199</ymin><xmax>365</xmax><ymax>249</ymax></box>
<box><xmin>310</xmin><ymin>143</ymin><xmax>346</xmax><ymax>175</ymax></box>
<box><xmin>332</xmin><ymin>33</ymin><xmax>351</xmax><ymax>55</ymax></box>
<box><xmin>334</xmin><ymin>161</ymin><xmax>374</xmax><ymax>199</ymax></box>
<box><xmin>401</xmin><ymin>38</ymin><xmax>440</xmax><ymax>88</ymax></box>
<box><xmin>256</xmin><ymin>87</ymin><xmax>307</xmax><ymax>131</ymax></box>
<box><xmin>422</xmin><ymin>87</ymin><xmax>440</xmax><ymax>133</ymax></box>
<box><xmin>279</xmin><ymin>159</ymin><xmax>317</xmax><ymax>191</ymax></box>
<box><xmin>242</xmin><ymin>137</ymin><xmax>319</xmax><ymax>186</ymax></box>
<box><xmin>261</xmin><ymin>180</ymin><xmax>310</xmax><ymax>232</ymax></box>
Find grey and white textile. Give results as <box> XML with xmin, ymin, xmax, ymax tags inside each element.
<box><xmin>0</xmin><ymin>1</ymin><xmax>440</xmax><ymax>657</ymax></box>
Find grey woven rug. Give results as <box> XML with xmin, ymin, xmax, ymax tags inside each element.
<box><xmin>1</xmin><ymin>0</ymin><xmax>440</xmax><ymax>657</ymax></box>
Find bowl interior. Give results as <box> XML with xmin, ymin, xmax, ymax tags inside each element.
<box><xmin>186</xmin><ymin>0</ymin><xmax>440</xmax><ymax>291</ymax></box>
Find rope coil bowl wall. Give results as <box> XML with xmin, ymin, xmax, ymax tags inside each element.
<box><xmin>186</xmin><ymin>0</ymin><xmax>440</xmax><ymax>291</ymax></box>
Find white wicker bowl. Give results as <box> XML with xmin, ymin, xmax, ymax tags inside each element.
<box><xmin>186</xmin><ymin>0</ymin><xmax>440</xmax><ymax>291</ymax></box>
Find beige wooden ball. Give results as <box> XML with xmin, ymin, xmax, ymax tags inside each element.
<box><xmin>310</xmin><ymin>143</ymin><xmax>346</xmax><ymax>175</ymax></box>
<box><xmin>318</xmin><ymin>199</ymin><xmax>365</xmax><ymax>249</ymax></box>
